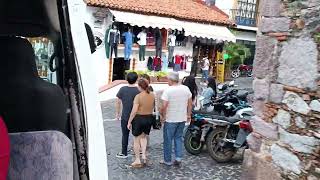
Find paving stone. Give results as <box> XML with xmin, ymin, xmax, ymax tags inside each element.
<box><xmin>310</xmin><ymin>100</ymin><xmax>320</xmax><ymax>112</ymax></box>
<box><xmin>271</xmin><ymin>144</ymin><xmax>302</xmax><ymax>175</ymax></box>
<box><xmin>253</xmin><ymin>35</ymin><xmax>278</xmax><ymax>79</ymax></box>
<box><xmin>246</xmin><ymin>133</ymin><xmax>262</xmax><ymax>153</ymax></box>
<box><xmin>282</xmin><ymin>92</ymin><xmax>311</xmax><ymax>115</ymax></box>
<box><xmin>241</xmin><ymin>150</ymin><xmax>282</xmax><ymax>180</ymax></box>
<box><xmin>279</xmin><ymin>128</ymin><xmax>320</xmax><ymax>154</ymax></box>
<box><xmin>277</xmin><ymin>37</ymin><xmax>318</xmax><ymax>90</ymax></box>
<box><xmin>295</xmin><ymin>116</ymin><xmax>306</xmax><ymax>129</ymax></box>
<box><xmin>260</xmin><ymin>0</ymin><xmax>281</xmax><ymax>17</ymax></box>
<box><xmin>260</xmin><ymin>17</ymin><xmax>290</xmax><ymax>33</ymax></box>
<box><xmin>269</xmin><ymin>84</ymin><xmax>284</xmax><ymax>104</ymax></box>
<box><xmin>253</xmin><ymin>78</ymin><xmax>270</xmax><ymax>101</ymax></box>
<box><xmin>101</xmin><ymin>99</ymin><xmax>242</xmax><ymax>180</ymax></box>
<box><xmin>251</xmin><ymin>116</ymin><xmax>278</xmax><ymax>140</ymax></box>
<box><xmin>273</xmin><ymin>109</ymin><xmax>291</xmax><ymax>129</ymax></box>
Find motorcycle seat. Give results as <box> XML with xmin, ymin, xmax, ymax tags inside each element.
<box><xmin>237</xmin><ymin>92</ymin><xmax>248</xmax><ymax>100</ymax></box>
<box><xmin>192</xmin><ymin>110</ymin><xmax>214</xmax><ymax>115</ymax></box>
<box><xmin>210</xmin><ymin>115</ymin><xmax>241</xmax><ymax>124</ymax></box>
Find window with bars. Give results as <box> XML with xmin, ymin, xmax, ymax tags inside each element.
<box><xmin>233</xmin><ymin>0</ymin><xmax>259</xmax><ymax>27</ymax></box>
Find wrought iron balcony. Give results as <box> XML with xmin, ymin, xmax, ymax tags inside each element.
<box><xmin>230</xmin><ymin>9</ymin><xmax>260</xmax><ymax>27</ymax></box>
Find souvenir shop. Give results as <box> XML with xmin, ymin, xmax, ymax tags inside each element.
<box><xmin>85</xmin><ymin>7</ymin><xmax>236</xmax><ymax>84</ymax></box>
<box><xmin>104</xmin><ymin>20</ymin><xmax>192</xmax><ymax>81</ymax></box>
<box><xmin>190</xmin><ymin>39</ymin><xmax>225</xmax><ymax>78</ymax></box>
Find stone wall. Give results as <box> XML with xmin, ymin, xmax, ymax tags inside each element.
<box><xmin>242</xmin><ymin>0</ymin><xmax>320</xmax><ymax>179</ymax></box>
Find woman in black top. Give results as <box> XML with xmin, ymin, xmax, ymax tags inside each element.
<box><xmin>182</xmin><ymin>76</ymin><xmax>198</xmax><ymax>104</ymax></box>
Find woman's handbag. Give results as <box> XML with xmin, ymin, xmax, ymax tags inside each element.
<box><xmin>152</xmin><ymin>92</ymin><xmax>161</xmax><ymax>130</ymax></box>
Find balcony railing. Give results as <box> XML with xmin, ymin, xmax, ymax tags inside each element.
<box><xmin>230</xmin><ymin>9</ymin><xmax>260</xmax><ymax>27</ymax></box>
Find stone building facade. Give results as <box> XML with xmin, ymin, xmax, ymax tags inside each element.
<box><xmin>242</xmin><ymin>0</ymin><xmax>320</xmax><ymax>179</ymax></box>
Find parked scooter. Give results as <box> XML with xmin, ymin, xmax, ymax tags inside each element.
<box><xmin>231</xmin><ymin>64</ymin><xmax>253</xmax><ymax>78</ymax></box>
<box><xmin>184</xmin><ymin>107</ymin><xmax>253</xmax><ymax>155</ymax></box>
<box><xmin>205</xmin><ymin>115</ymin><xmax>253</xmax><ymax>163</ymax></box>
<box><xmin>195</xmin><ymin>81</ymin><xmax>236</xmax><ymax>113</ymax></box>
<box><xmin>212</xmin><ymin>89</ymin><xmax>251</xmax><ymax>117</ymax></box>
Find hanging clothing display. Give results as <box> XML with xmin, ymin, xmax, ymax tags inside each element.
<box><xmin>123</xmin><ymin>31</ymin><xmax>134</xmax><ymax>61</ymax></box>
<box><xmin>108</xmin><ymin>28</ymin><xmax>120</xmax><ymax>58</ymax></box>
<box><xmin>168</xmin><ymin>33</ymin><xmax>176</xmax><ymax>64</ymax></box>
<box><xmin>161</xmin><ymin>55</ymin><xmax>168</xmax><ymax>72</ymax></box>
<box><xmin>153</xmin><ymin>57</ymin><xmax>162</xmax><ymax>71</ymax></box>
<box><xmin>174</xmin><ymin>55</ymin><xmax>182</xmax><ymax>72</ymax></box>
<box><xmin>176</xmin><ymin>31</ymin><xmax>185</xmax><ymax>46</ymax></box>
<box><xmin>180</xmin><ymin>55</ymin><xmax>187</xmax><ymax>70</ymax></box>
<box><xmin>155</xmin><ymin>29</ymin><xmax>162</xmax><ymax>57</ymax></box>
<box><xmin>147</xmin><ymin>31</ymin><xmax>155</xmax><ymax>46</ymax></box>
<box><xmin>147</xmin><ymin>56</ymin><xmax>153</xmax><ymax>71</ymax></box>
<box><xmin>104</xmin><ymin>26</ymin><xmax>112</xmax><ymax>59</ymax></box>
<box><xmin>137</xmin><ymin>30</ymin><xmax>147</xmax><ymax>61</ymax></box>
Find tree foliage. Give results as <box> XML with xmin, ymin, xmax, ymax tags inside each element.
<box><xmin>224</xmin><ymin>42</ymin><xmax>252</xmax><ymax>68</ymax></box>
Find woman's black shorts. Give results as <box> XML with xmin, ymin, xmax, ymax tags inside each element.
<box><xmin>132</xmin><ymin>114</ymin><xmax>153</xmax><ymax>137</ymax></box>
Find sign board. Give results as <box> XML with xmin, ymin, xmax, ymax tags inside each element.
<box><xmin>216</xmin><ymin>52</ymin><xmax>225</xmax><ymax>83</ymax></box>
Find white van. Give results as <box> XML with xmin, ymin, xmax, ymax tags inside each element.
<box><xmin>1</xmin><ymin>0</ymin><xmax>108</xmax><ymax>179</ymax></box>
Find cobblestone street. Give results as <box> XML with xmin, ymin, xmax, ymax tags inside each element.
<box><xmin>102</xmin><ymin>99</ymin><xmax>243</xmax><ymax>180</ymax></box>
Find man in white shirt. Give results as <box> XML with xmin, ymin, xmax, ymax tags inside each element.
<box><xmin>201</xmin><ymin>57</ymin><xmax>210</xmax><ymax>82</ymax></box>
<box><xmin>160</xmin><ymin>72</ymin><xmax>192</xmax><ymax>166</ymax></box>
<box><xmin>168</xmin><ymin>31</ymin><xmax>176</xmax><ymax>63</ymax></box>
<box><xmin>137</xmin><ymin>28</ymin><xmax>147</xmax><ymax>61</ymax></box>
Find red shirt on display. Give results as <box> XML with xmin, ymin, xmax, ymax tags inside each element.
<box><xmin>175</xmin><ymin>55</ymin><xmax>182</xmax><ymax>64</ymax></box>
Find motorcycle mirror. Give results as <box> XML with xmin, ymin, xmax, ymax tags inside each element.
<box><xmin>224</xmin><ymin>102</ymin><xmax>233</xmax><ymax>107</ymax></box>
<box><xmin>217</xmin><ymin>84</ymin><xmax>224</xmax><ymax>90</ymax></box>
<box><xmin>229</xmin><ymin>80</ymin><xmax>235</xmax><ymax>87</ymax></box>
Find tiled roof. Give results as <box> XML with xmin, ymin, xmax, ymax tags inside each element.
<box><xmin>86</xmin><ymin>0</ymin><xmax>233</xmax><ymax>26</ymax></box>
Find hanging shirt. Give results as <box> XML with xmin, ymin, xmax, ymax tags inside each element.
<box><xmin>168</xmin><ymin>34</ymin><xmax>176</xmax><ymax>47</ymax></box>
<box><xmin>175</xmin><ymin>55</ymin><xmax>182</xmax><ymax>64</ymax></box>
<box><xmin>108</xmin><ymin>29</ymin><xmax>120</xmax><ymax>44</ymax></box>
<box><xmin>153</xmin><ymin>57</ymin><xmax>162</xmax><ymax>71</ymax></box>
<box><xmin>162</xmin><ymin>56</ymin><xmax>168</xmax><ymax>72</ymax></box>
<box><xmin>104</xmin><ymin>27</ymin><xmax>112</xmax><ymax>58</ymax></box>
<box><xmin>123</xmin><ymin>32</ymin><xmax>134</xmax><ymax>45</ymax></box>
<box><xmin>137</xmin><ymin>31</ymin><xmax>147</xmax><ymax>46</ymax></box>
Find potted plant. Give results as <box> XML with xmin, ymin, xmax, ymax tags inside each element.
<box><xmin>155</xmin><ymin>71</ymin><xmax>168</xmax><ymax>82</ymax></box>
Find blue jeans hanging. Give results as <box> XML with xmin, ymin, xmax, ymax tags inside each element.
<box><xmin>124</xmin><ymin>43</ymin><xmax>132</xmax><ymax>60</ymax></box>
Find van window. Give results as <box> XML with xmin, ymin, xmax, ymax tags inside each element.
<box><xmin>27</xmin><ymin>37</ymin><xmax>57</xmax><ymax>84</ymax></box>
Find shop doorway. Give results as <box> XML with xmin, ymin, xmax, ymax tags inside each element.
<box><xmin>191</xmin><ymin>41</ymin><xmax>221</xmax><ymax>78</ymax></box>
<box><xmin>112</xmin><ymin>57</ymin><xmax>126</xmax><ymax>81</ymax></box>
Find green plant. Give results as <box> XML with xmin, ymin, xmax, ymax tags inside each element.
<box><xmin>155</xmin><ymin>71</ymin><xmax>168</xmax><ymax>78</ymax></box>
<box><xmin>224</xmin><ymin>42</ymin><xmax>252</xmax><ymax>68</ymax></box>
<box><xmin>125</xmin><ymin>70</ymin><xmax>168</xmax><ymax>78</ymax></box>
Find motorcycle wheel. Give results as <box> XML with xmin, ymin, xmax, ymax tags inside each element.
<box><xmin>184</xmin><ymin>130</ymin><xmax>203</xmax><ymax>155</ymax></box>
<box><xmin>247</xmin><ymin>69</ymin><xmax>253</xmax><ymax>77</ymax></box>
<box><xmin>231</xmin><ymin>70</ymin><xmax>240</xmax><ymax>78</ymax></box>
<box><xmin>206</xmin><ymin>128</ymin><xmax>237</xmax><ymax>163</ymax></box>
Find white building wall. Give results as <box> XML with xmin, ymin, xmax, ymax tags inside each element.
<box><xmin>235</xmin><ymin>30</ymin><xmax>257</xmax><ymax>42</ymax></box>
<box><xmin>85</xmin><ymin>7</ymin><xmax>112</xmax><ymax>88</ymax></box>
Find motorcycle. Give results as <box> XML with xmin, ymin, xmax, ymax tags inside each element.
<box><xmin>184</xmin><ymin>113</ymin><xmax>209</xmax><ymax>155</ymax></box>
<box><xmin>231</xmin><ymin>64</ymin><xmax>253</xmax><ymax>78</ymax></box>
<box><xmin>195</xmin><ymin>81</ymin><xmax>238</xmax><ymax>113</ymax></box>
<box><xmin>184</xmin><ymin>105</ymin><xmax>253</xmax><ymax>155</ymax></box>
<box><xmin>210</xmin><ymin>89</ymin><xmax>251</xmax><ymax>117</ymax></box>
<box><xmin>205</xmin><ymin>115</ymin><xmax>253</xmax><ymax>163</ymax></box>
